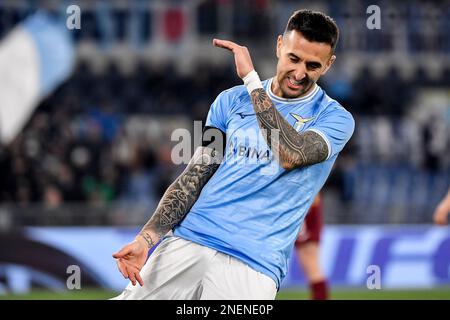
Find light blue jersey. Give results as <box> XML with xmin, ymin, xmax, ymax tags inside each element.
<box><xmin>174</xmin><ymin>78</ymin><xmax>354</xmax><ymax>288</ymax></box>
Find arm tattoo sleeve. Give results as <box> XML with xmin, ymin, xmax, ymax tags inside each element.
<box><xmin>139</xmin><ymin>146</ymin><xmax>220</xmax><ymax>247</ymax></box>
<box><xmin>250</xmin><ymin>88</ymin><xmax>328</xmax><ymax>170</ymax></box>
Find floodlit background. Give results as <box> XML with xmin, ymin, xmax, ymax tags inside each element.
<box><xmin>0</xmin><ymin>0</ymin><xmax>449</xmax><ymax>299</ymax></box>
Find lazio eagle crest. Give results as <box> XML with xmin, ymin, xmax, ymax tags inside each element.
<box><xmin>290</xmin><ymin>113</ymin><xmax>315</xmax><ymax>131</ymax></box>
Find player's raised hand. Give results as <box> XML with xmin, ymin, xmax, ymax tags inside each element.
<box><xmin>213</xmin><ymin>38</ymin><xmax>255</xmax><ymax>79</ymax></box>
<box><xmin>112</xmin><ymin>237</ymin><xmax>148</xmax><ymax>286</ymax></box>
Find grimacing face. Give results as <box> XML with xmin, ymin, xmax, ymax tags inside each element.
<box><xmin>272</xmin><ymin>30</ymin><xmax>336</xmax><ymax>99</ymax></box>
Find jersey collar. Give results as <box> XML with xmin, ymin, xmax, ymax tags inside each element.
<box><xmin>266</xmin><ymin>77</ymin><xmax>319</xmax><ymax>104</ymax></box>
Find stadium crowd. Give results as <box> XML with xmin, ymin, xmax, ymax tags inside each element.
<box><xmin>0</xmin><ymin>60</ymin><xmax>448</xmax><ymax>224</ymax></box>
<box><xmin>0</xmin><ymin>0</ymin><xmax>448</xmax><ymax>225</ymax></box>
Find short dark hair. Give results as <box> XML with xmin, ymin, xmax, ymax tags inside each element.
<box><xmin>284</xmin><ymin>10</ymin><xmax>339</xmax><ymax>52</ymax></box>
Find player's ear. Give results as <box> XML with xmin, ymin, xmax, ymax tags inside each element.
<box><xmin>321</xmin><ymin>54</ymin><xmax>336</xmax><ymax>76</ymax></box>
<box><xmin>276</xmin><ymin>35</ymin><xmax>283</xmax><ymax>59</ymax></box>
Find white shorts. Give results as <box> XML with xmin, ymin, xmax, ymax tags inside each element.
<box><xmin>111</xmin><ymin>235</ymin><xmax>277</xmax><ymax>300</ymax></box>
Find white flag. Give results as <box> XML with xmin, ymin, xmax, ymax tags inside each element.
<box><xmin>0</xmin><ymin>11</ymin><xmax>74</xmax><ymax>145</ymax></box>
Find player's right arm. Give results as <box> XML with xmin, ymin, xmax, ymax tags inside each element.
<box><xmin>112</xmin><ymin>138</ymin><xmax>223</xmax><ymax>286</ymax></box>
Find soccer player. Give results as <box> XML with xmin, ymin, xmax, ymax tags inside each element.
<box><xmin>295</xmin><ymin>193</ymin><xmax>329</xmax><ymax>300</ymax></box>
<box><xmin>433</xmin><ymin>188</ymin><xmax>450</xmax><ymax>225</ymax></box>
<box><xmin>112</xmin><ymin>10</ymin><xmax>354</xmax><ymax>299</ymax></box>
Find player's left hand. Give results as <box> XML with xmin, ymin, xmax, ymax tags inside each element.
<box><xmin>113</xmin><ymin>238</ymin><xmax>148</xmax><ymax>286</ymax></box>
<box><xmin>213</xmin><ymin>38</ymin><xmax>255</xmax><ymax>79</ymax></box>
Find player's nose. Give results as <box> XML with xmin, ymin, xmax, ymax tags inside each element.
<box><xmin>293</xmin><ymin>63</ymin><xmax>306</xmax><ymax>81</ymax></box>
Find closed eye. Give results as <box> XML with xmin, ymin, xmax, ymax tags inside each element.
<box><xmin>288</xmin><ymin>53</ymin><xmax>299</xmax><ymax>63</ymax></box>
<box><xmin>307</xmin><ymin>62</ymin><xmax>321</xmax><ymax>70</ymax></box>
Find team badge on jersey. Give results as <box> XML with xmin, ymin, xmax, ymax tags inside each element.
<box><xmin>290</xmin><ymin>113</ymin><xmax>315</xmax><ymax>131</ymax></box>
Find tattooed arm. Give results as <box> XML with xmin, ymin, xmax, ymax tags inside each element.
<box><xmin>112</xmin><ymin>145</ymin><xmax>221</xmax><ymax>286</ymax></box>
<box><xmin>138</xmin><ymin>146</ymin><xmax>220</xmax><ymax>248</ymax></box>
<box><xmin>251</xmin><ymin>88</ymin><xmax>328</xmax><ymax>170</ymax></box>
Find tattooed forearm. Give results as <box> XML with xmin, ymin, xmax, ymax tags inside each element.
<box><xmin>138</xmin><ymin>147</ymin><xmax>220</xmax><ymax>248</ymax></box>
<box><xmin>250</xmin><ymin>88</ymin><xmax>328</xmax><ymax>170</ymax></box>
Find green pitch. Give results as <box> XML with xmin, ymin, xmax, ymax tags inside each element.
<box><xmin>1</xmin><ymin>288</ymin><xmax>450</xmax><ymax>300</ymax></box>
<box><xmin>277</xmin><ymin>288</ymin><xmax>450</xmax><ymax>300</ymax></box>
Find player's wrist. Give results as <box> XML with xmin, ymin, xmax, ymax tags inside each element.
<box><xmin>136</xmin><ymin>232</ymin><xmax>155</xmax><ymax>249</ymax></box>
<box><xmin>243</xmin><ymin>70</ymin><xmax>263</xmax><ymax>94</ymax></box>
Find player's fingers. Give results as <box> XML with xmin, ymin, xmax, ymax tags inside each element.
<box><xmin>112</xmin><ymin>245</ymin><xmax>132</xmax><ymax>258</ymax></box>
<box><xmin>123</xmin><ymin>261</ymin><xmax>143</xmax><ymax>286</ymax></box>
<box><xmin>135</xmin><ymin>271</ymin><xmax>144</xmax><ymax>287</ymax></box>
<box><xmin>116</xmin><ymin>259</ymin><xmax>129</xmax><ymax>279</ymax></box>
<box><xmin>127</xmin><ymin>266</ymin><xmax>137</xmax><ymax>286</ymax></box>
<box><xmin>213</xmin><ymin>39</ymin><xmax>239</xmax><ymax>51</ymax></box>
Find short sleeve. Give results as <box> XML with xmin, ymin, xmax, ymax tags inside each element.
<box><xmin>205</xmin><ymin>90</ymin><xmax>232</xmax><ymax>133</ymax></box>
<box><xmin>306</xmin><ymin>104</ymin><xmax>355</xmax><ymax>160</ymax></box>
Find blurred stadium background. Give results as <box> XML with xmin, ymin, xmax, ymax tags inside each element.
<box><xmin>0</xmin><ymin>0</ymin><xmax>449</xmax><ymax>299</ymax></box>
